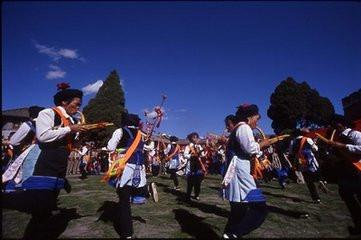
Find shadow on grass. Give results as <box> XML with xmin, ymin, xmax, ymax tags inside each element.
<box><xmin>40</xmin><ymin>208</ymin><xmax>85</xmax><ymax>239</ymax></box>
<box><xmin>267</xmin><ymin>205</ymin><xmax>309</xmax><ymax>219</ymax></box>
<box><xmin>160</xmin><ymin>182</ymin><xmax>308</xmax><ymax>220</ymax></box>
<box><xmin>209</xmin><ymin>186</ymin><xmax>221</xmax><ymax>191</ymax></box>
<box><xmin>258</xmin><ymin>184</ymin><xmax>283</xmax><ymax>190</ymax></box>
<box><xmin>2</xmin><ymin>191</ymin><xmax>88</xmax><ymax>238</ymax></box>
<box><xmin>158</xmin><ymin>184</ymin><xmax>229</xmax><ymax>218</ymax></box>
<box><xmin>262</xmin><ymin>190</ymin><xmax>311</xmax><ymax>203</ymax></box>
<box><xmin>21</xmin><ymin>208</ymin><xmax>85</xmax><ymax>239</ymax></box>
<box><xmin>96</xmin><ymin>200</ymin><xmax>146</xmax><ymax>223</ymax></box>
<box><xmin>173</xmin><ymin>208</ymin><xmax>220</xmax><ymax>239</ymax></box>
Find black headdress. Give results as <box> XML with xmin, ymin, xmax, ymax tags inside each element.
<box><xmin>53</xmin><ymin>83</ymin><xmax>83</xmax><ymax>106</ymax></box>
<box><xmin>236</xmin><ymin>104</ymin><xmax>259</xmax><ymax>121</ymax></box>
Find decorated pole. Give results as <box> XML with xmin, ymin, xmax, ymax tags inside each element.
<box><xmin>144</xmin><ymin>95</ymin><xmax>167</xmax><ymax>141</ymax></box>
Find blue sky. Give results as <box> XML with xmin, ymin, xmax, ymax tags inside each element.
<box><xmin>3</xmin><ymin>2</ymin><xmax>361</xmax><ymax>138</ymax></box>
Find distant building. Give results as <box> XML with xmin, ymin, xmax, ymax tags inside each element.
<box><xmin>342</xmin><ymin>89</ymin><xmax>361</xmax><ymax>121</ymax></box>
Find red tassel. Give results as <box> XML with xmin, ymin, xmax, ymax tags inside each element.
<box><xmin>57</xmin><ymin>82</ymin><xmax>70</xmax><ymax>91</ymax></box>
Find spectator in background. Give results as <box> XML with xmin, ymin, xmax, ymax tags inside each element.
<box><xmin>79</xmin><ymin>143</ymin><xmax>89</xmax><ymax>179</ymax></box>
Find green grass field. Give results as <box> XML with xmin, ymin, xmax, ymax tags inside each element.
<box><xmin>2</xmin><ymin>173</ymin><xmax>355</xmax><ymax>238</ymax></box>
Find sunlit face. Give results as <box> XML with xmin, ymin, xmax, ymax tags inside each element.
<box><xmin>62</xmin><ymin>97</ymin><xmax>82</xmax><ymax>115</ymax></box>
<box><xmin>191</xmin><ymin>135</ymin><xmax>199</xmax><ymax>144</ymax></box>
<box><xmin>247</xmin><ymin>114</ymin><xmax>261</xmax><ymax>129</ymax></box>
<box><xmin>225</xmin><ymin>120</ymin><xmax>235</xmax><ymax>132</ymax></box>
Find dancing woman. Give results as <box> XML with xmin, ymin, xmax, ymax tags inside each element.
<box><xmin>222</xmin><ymin>104</ymin><xmax>270</xmax><ymax>238</ymax></box>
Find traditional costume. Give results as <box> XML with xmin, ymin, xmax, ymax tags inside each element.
<box><xmin>164</xmin><ymin>136</ymin><xmax>181</xmax><ymax>190</ymax></box>
<box><xmin>184</xmin><ymin>132</ymin><xmax>206</xmax><ymax>201</ymax></box>
<box><xmin>2</xmin><ymin>84</ymin><xmax>83</xmax><ymax>239</ymax></box>
<box><xmin>330</xmin><ymin>115</ymin><xmax>361</xmax><ymax>235</ymax></box>
<box><xmin>106</xmin><ymin>114</ymin><xmax>148</xmax><ymax>238</ymax></box>
<box><xmin>222</xmin><ymin>104</ymin><xmax>267</xmax><ymax>238</ymax></box>
<box><xmin>78</xmin><ymin>144</ymin><xmax>89</xmax><ymax>179</ymax></box>
<box><xmin>289</xmin><ymin>131</ymin><xmax>321</xmax><ymax>203</ymax></box>
<box><xmin>9</xmin><ymin>107</ymin><xmax>42</xmax><ymax>157</ymax></box>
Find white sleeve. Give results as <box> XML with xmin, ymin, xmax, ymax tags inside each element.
<box><xmin>183</xmin><ymin>145</ymin><xmax>191</xmax><ymax>159</ymax></box>
<box><xmin>236</xmin><ymin>124</ymin><xmax>261</xmax><ymax>156</ymax></box>
<box><xmin>9</xmin><ymin>122</ymin><xmax>31</xmax><ymax>146</ymax></box>
<box><xmin>36</xmin><ymin>109</ymin><xmax>71</xmax><ymax>143</ymax></box>
<box><xmin>143</xmin><ymin>141</ymin><xmax>155</xmax><ymax>151</ymax></box>
<box><xmin>107</xmin><ymin>128</ymin><xmax>123</xmax><ymax>152</ymax></box>
<box><xmin>345</xmin><ymin>130</ymin><xmax>361</xmax><ymax>154</ymax></box>
<box><xmin>346</xmin><ymin>144</ymin><xmax>361</xmax><ymax>154</ymax></box>
<box><xmin>164</xmin><ymin>144</ymin><xmax>172</xmax><ymax>155</ymax></box>
<box><xmin>80</xmin><ymin>146</ymin><xmax>88</xmax><ymax>156</ymax></box>
<box><xmin>198</xmin><ymin>145</ymin><xmax>206</xmax><ymax>157</ymax></box>
<box><xmin>307</xmin><ymin>138</ymin><xmax>318</xmax><ymax>152</ymax></box>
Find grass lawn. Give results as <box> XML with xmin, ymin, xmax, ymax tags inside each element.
<box><xmin>2</xmin><ymin>173</ymin><xmax>355</xmax><ymax>238</ymax></box>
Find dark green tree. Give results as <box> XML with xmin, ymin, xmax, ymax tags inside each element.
<box><xmin>82</xmin><ymin>70</ymin><xmax>126</xmax><ymax>146</ymax></box>
<box><xmin>267</xmin><ymin>77</ymin><xmax>335</xmax><ymax>134</ymax></box>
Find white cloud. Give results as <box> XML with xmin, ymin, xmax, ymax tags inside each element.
<box><xmin>33</xmin><ymin>40</ymin><xmax>83</xmax><ymax>61</ymax></box>
<box><xmin>34</xmin><ymin>43</ymin><xmax>60</xmax><ymax>60</ymax></box>
<box><xmin>58</xmin><ymin>48</ymin><xmax>78</xmax><ymax>59</ymax></box>
<box><xmin>82</xmin><ymin>80</ymin><xmax>104</xmax><ymax>96</ymax></box>
<box><xmin>46</xmin><ymin>69</ymin><xmax>66</xmax><ymax>79</ymax></box>
<box><xmin>49</xmin><ymin>64</ymin><xmax>61</xmax><ymax>70</ymax></box>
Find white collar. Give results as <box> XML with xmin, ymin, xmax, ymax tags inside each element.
<box><xmin>341</xmin><ymin>128</ymin><xmax>352</xmax><ymax>137</ymax></box>
<box><xmin>55</xmin><ymin>106</ymin><xmax>71</xmax><ymax>119</ymax></box>
<box><xmin>55</xmin><ymin>106</ymin><xmax>76</xmax><ymax>124</ymax></box>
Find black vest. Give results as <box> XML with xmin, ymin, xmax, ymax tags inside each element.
<box><xmin>226</xmin><ymin>126</ymin><xmax>252</xmax><ymax>162</ymax></box>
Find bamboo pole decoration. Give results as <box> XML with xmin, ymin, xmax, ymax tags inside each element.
<box><xmin>268</xmin><ymin>134</ymin><xmax>290</xmax><ymax>145</ymax></box>
<box><xmin>315</xmin><ymin>133</ymin><xmax>331</xmax><ymax>144</ymax></box>
<box><xmin>76</xmin><ymin>111</ymin><xmax>86</xmax><ymax>124</ymax></box>
<box><xmin>330</xmin><ymin>129</ymin><xmax>336</xmax><ymax>142</ymax></box>
<box><xmin>80</xmin><ymin>122</ymin><xmax>114</xmax><ymax>130</ymax></box>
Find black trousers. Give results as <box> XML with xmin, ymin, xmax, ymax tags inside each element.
<box><xmin>3</xmin><ymin>189</ymin><xmax>59</xmax><ymax>239</ymax></box>
<box><xmin>186</xmin><ymin>175</ymin><xmax>203</xmax><ymax>199</ymax></box>
<box><xmin>303</xmin><ymin>171</ymin><xmax>320</xmax><ymax>201</ymax></box>
<box><xmin>338</xmin><ymin>172</ymin><xmax>361</xmax><ymax>230</ymax></box>
<box><xmin>224</xmin><ymin>201</ymin><xmax>267</xmax><ymax>237</ymax></box>
<box><xmin>115</xmin><ymin>186</ymin><xmax>133</xmax><ymax>238</ymax></box>
<box><xmin>79</xmin><ymin>162</ymin><xmax>87</xmax><ymax>179</ymax></box>
<box><xmin>115</xmin><ymin>185</ymin><xmax>149</xmax><ymax>237</ymax></box>
<box><xmin>168</xmin><ymin>169</ymin><xmax>179</xmax><ymax>187</ymax></box>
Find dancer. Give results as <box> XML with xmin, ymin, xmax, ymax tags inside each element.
<box><xmin>106</xmin><ymin>113</ymin><xmax>154</xmax><ymax>238</ymax></box>
<box><xmin>164</xmin><ymin>136</ymin><xmax>181</xmax><ymax>190</ymax></box>
<box><xmin>184</xmin><ymin>132</ymin><xmax>206</xmax><ymax>201</ymax></box>
<box><xmin>3</xmin><ymin>83</ymin><xmax>87</xmax><ymax>239</ymax></box>
<box><xmin>289</xmin><ymin>128</ymin><xmax>322</xmax><ymax>203</ymax></box>
<box><xmin>328</xmin><ymin>114</ymin><xmax>361</xmax><ymax>235</ymax></box>
<box><xmin>222</xmin><ymin>104</ymin><xmax>270</xmax><ymax>238</ymax></box>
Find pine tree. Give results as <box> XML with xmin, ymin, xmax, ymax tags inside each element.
<box><xmin>82</xmin><ymin>70</ymin><xmax>126</xmax><ymax>146</ymax></box>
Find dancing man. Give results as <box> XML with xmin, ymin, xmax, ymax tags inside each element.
<box><xmin>3</xmin><ymin>83</ymin><xmax>87</xmax><ymax>239</ymax></box>
<box><xmin>107</xmin><ymin>113</ymin><xmax>151</xmax><ymax>238</ymax></box>
<box><xmin>328</xmin><ymin>114</ymin><xmax>361</xmax><ymax>235</ymax></box>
